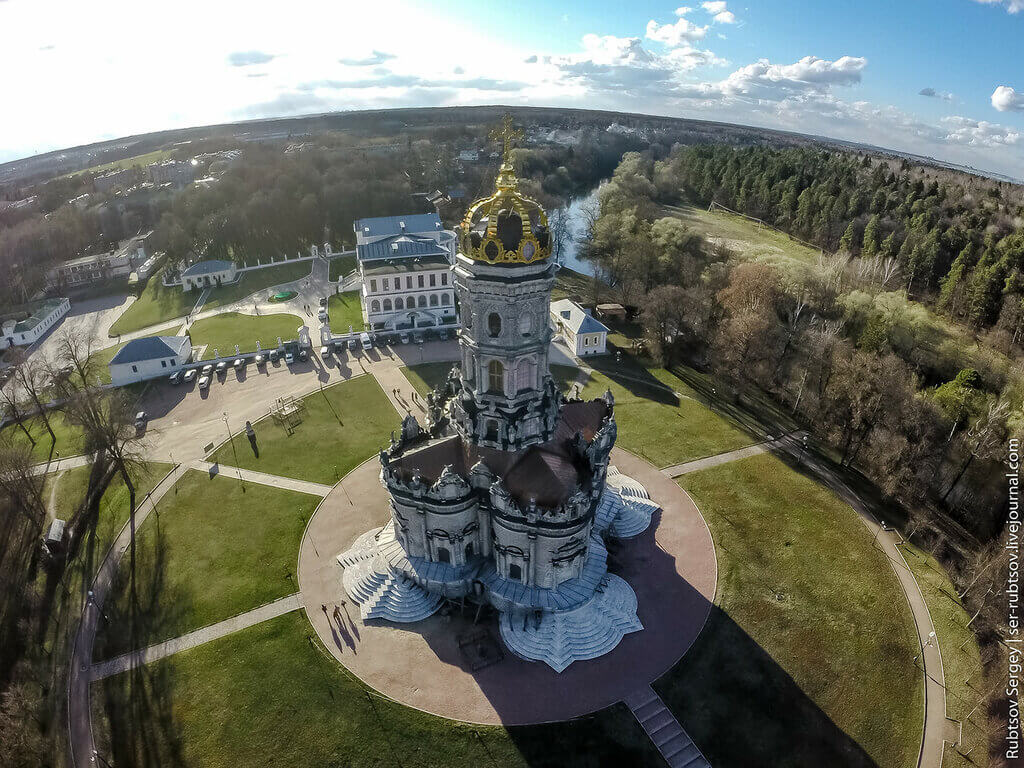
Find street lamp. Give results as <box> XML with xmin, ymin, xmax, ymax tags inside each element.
<box><xmin>873</xmin><ymin>520</ymin><xmax>886</xmax><ymax>546</ymax></box>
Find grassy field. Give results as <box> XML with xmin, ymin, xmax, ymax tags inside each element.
<box><xmin>657</xmin><ymin>452</ymin><xmax>923</xmax><ymax>768</ymax></box>
<box><xmin>92</xmin><ymin>610</ymin><xmax>662</xmax><ymax>768</ymax></box>
<box><xmin>209</xmin><ymin>375</ymin><xmax>395</xmax><ymax>484</ymax></box>
<box><xmin>665</xmin><ymin>204</ymin><xmax>823</xmax><ymax>270</ymax></box>
<box><xmin>96</xmin><ymin>469</ymin><xmax>321</xmax><ymax>656</ymax></box>
<box><xmin>551</xmin><ymin>265</ymin><xmax>600</xmax><ymax>302</ymax></box>
<box><xmin>68</xmin><ymin>148</ymin><xmax>175</xmax><ymax>178</ymax></box>
<box><xmin>901</xmin><ymin>543</ymin><xmax>988</xmax><ymax>767</ymax></box>
<box><xmin>327</xmin><ymin>253</ymin><xmax>357</xmax><ymax>282</ymax></box>
<box><xmin>0</xmin><ymin>410</ymin><xmax>87</xmax><ymax>463</ymax></box>
<box><xmin>109</xmin><ymin>261</ymin><xmax>314</xmax><ymax>336</ymax></box>
<box><xmin>577</xmin><ymin>365</ymin><xmax>753</xmax><ymax>467</ymax></box>
<box><xmin>187</xmin><ymin>312</ymin><xmax>303</xmax><ymax>359</ymax></box>
<box><xmin>326</xmin><ymin>290</ymin><xmax>364</xmax><ymax>333</ymax></box>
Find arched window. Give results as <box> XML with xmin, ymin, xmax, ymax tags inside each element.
<box><xmin>515</xmin><ymin>358</ymin><xmax>535</xmax><ymax>393</ymax></box>
<box><xmin>488</xmin><ymin>312</ymin><xmax>502</xmax><ymax>337</ymax></box>
<box><xmin>441</xmin><ymin>293</ymin><xmax>451</xmax><ymax>305</ymax></box>
<box><xmin>370</xmin><ymin>300</ymin><xmax>380</xmax><ymax>312</ymax></box>
<box><xmin>383</xmin><ymin>298</ymin><xmax>392</xmax><ymax>311</ymax></box>
<box><xmin>487</xmin><ymin>361</ymin><xmax>504</xmax><ymax>393</ymax></box>
<box><xmin>429</xmin><ymin>293</ymin><xmax>439</xmax><ymax>306</ymax></box>
<box><xmin>417</xmin><ymin>294</ymin><xmax>427</xmax><ymax>308</ymax></box>
<box><xmin>508</xmin><ymin>562</ymin><xmax>522</xmax><ymax>582</ymax></box>
<box><xmin>437</xmin><ymin>547</ymin><xmax>451</xmax><ymax>564</ymax></box>
<box><xmin>394</xmin><ymin>297</ymin><xmax>403</xmax><ymax>310</ymax></box>
<box><xmin>465</xmin><ymin>542</ymin><xmax>474</xmax><ymax>560</ymax></box>
<box><xmin>485</xmin><ymin>419</ymin><xmax>499</xmax><ymax>442</ymax></box>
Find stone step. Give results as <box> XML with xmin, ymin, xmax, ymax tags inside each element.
<box><xmin>624</xmin><ymin>687</ymin><xmax>711</xmax><ymax>768</ymax></box>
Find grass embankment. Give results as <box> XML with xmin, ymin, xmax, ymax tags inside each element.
<box><xmin>109</xmin><ymin>261</ymin><xmax>313</xmax><ymax>336</ymax></box>
<box><xmin>326</xmin><ymin>290</ymin><xmax>364</xmax><ymax>333</ymax></box>
<box><xmin>67</xmin><ymin>148</ymin><xmax>175</xmax><ymax>178</ymax></box>
<box><xmin>91</xmin><ymin>610</ymin><xmax>661</xmax><ymax>767</ymax></box>
<box><xmin>209</xmin><ymin>375</ymin><xmax>395</xmax><ymax>485</ymax></box>
<box><xmin>187</xmin><ymin>312</ymin><xmax>303</xmax><ymax>359</ymax></box>
<box><xmin>96</xmin><ymin>469</ymin><xmax>321</xmax><ymax>656</ymax></box>
<box><xmin>659</xmin><ymin>452</ymin><xmax>923</xmax><ymax>768</ymax></box>
<box><xmin>551</xmin><ymin>266</ymin><xmax>599</xmax><ymax>302</ymax></box>
<box><xmin>327</xmin><ymin>253</ymin><xmax>357</xmax><ymax>282</ymax></box>
<box><xmin>901</xmin><ymin>543</ymin><xmax>988</xmax><ymax>767</ymax></box>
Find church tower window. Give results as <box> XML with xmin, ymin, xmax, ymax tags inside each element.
<box><xmin>508</xmin><ymin>562</ymin><xmax>522</xmax><ymax>582</ymax></box>
<box><xmin>488</xmin><ymin>361</ymin><xmax>504</xmax><ymax>393</ymax></box>
<box><xmin>516</xmin><ymin>358</ymin><xmax>535</xmax><ymax>392</ymax></box>
<box><xmin>488</xmin><ymin>312</ymin><xmax>502</xmax><ymax>337</ymax></box>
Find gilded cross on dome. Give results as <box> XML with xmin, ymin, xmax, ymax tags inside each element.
<box><xmin>490</xmin><ymin>114</ymin><xmax>524</xmax><ymax>164</ymax></box>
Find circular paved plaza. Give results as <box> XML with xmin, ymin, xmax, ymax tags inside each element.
<box><xmin>296</xmin><ymin>447</ymin><xmax>717</xmax><ymax>725</ymax></box>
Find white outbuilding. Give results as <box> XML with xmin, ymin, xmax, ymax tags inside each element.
<box><xmin>0</xmin><ymin>297</ymin><xmax>71</xmax><ymax>350</ymax></box>
<box><xmin>108</xmin><ymin>335</ymin><xmax>192</xmax><ymax>386</ymax></box>
<box><xmin>549</xmin><ymin>299</ymin><xmax>608</xmax><ymax>357</ymax></box>
<box><xmin>180</xmin><ymin>259</ymin><xmax>237</xmax><ymax>291</ymax></box>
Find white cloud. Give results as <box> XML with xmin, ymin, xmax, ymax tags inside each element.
<box><xmin>702</xmin><ymin>1</ymin><xmax>727</xmax><ymax>12</ymax></box>
<box><xmin>942</xmin><ymin>115</ymin><xmax>1021</xmax><ymax>146</ymax></box>
<box><xmin>919</xmin><ymin>87</ymin><xmax>953</xmax><ymax>101</ymax></box>
<box><xmin>972</xmin><ymin>0</ymin><xmax>1024</xmax><ymax>12</ymax></box>
<box><xmin>675</xmin><ymin>6</ymin><xmax>694</xmax><ymax>14</ymax></box>
<box><xmin>646</xmin><ymin>16</ymin><xmax>708</xmax><ymax>45</ymax></box>
<box><xmin>703</xmin><ymin>55</ymin><xmax>867</xmax><ymax>100</ymax></box>
<box><xmin>227</xmin><ymin>50</ymin><xmax>276</xmax><ymax>67</ymax></box>
<box><xmin>713</xmin><ymin>11</ymin><xmax>736</xmax><ymax>23</ymax></box>
<box><xmin>338</xmin><ymin>50</ymin><xmax>395</xmax><ymax>66</ymax></box>
<box><xmin>992</xmin><ymin>85</ymin><xmax>1024</xmax><ymax>111</ymax></box>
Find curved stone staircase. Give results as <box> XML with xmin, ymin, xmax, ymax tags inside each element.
<box><xmin>342</xmin><ymin>556</ymin><xmax>443</xmax><ymax>623</ymax></box>
<box><xmin>498</xmin><ymin>573</ymin><xmax>643</xmax><ymax>672</ymax></box>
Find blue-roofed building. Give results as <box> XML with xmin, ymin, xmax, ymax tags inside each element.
<box><xmin>108</xmin><ymin>335</ymin><xmax>192</xmax><ymax>386</ymax></box>
<box><xmin>0</xmin><ymin>297</ymin><xmax>71</xmax><ymax>350</ymax></box>
<box><xmin>353</xmin><ymin>213</ymin><xmax>457</xmax><ymax>331</ymax></box>
<box><xmin>180</xmin><ymin>259</ymin><xmax>237</xmax><ymax>291</ymax></box>
<box><xmin>549</xmin><ymin>299</ymin><xmax>608</xmax><ymax>356</ymax></box>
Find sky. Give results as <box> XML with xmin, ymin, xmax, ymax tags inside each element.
<box><xmin>3</xmin><ymin>0</ymin><xmax>1023</xmax><ymax>178</ymax></box>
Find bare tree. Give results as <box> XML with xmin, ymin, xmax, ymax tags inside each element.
<box><xmin>942</xmin><ymin>399</ymin><xmax>1010</xmax><ymax>502</ymax></box>
<box><xmin>6</xmin><ymin>350</ymin><xmax>58</xmax><ymax>463</ymax></box>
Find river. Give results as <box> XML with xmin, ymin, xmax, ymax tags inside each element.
<box><xmin>554</xmin><ymin>183</ymin><xmax>603</xmax><ymax>277</ymax></box>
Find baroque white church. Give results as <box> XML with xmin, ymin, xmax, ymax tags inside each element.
<box><xmin>339</xmin><ymin>121</ymin><xmax>659</xmax><ymax>672</ymax></box>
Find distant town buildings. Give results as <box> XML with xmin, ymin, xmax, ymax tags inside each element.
<box><xmin>108</xmin><ymin>335</ymin><xmax>192</xmax><ymax>386</ymax></box>
<box><xmin>550</xmin><ymin>299</ymin><xmax>609</xmax><ymax>356</ymax></box>
<box><xmin>147</xmin><ymin>159</ymin><xmax>195</xmax><ymax>186</ymax></box>
<box><xmin>47</xmin><ymin>231</ymin><xmax>152</xmax><ymax>290</ymax></box>
<box><xmin>0</xmin><ymin>298</ymin><xmax>71</xmax><ymax>350</ymax></box>
<box><xmin>354</xmin><ymin>213</ymin><xmax>457</xmax><ymax>331</ymax></box>
<box><xmin>92</xmin><ymin>167</ymin><xmax>138</xmax><ymax>193</ymax></box>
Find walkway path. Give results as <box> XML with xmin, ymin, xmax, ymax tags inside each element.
<box><xmin>370</xmin><ymin>364</ymin><xmax>429</xmax><ymax>419</ymax></box>
<box><xmin>661</xmin><ymin>436</ymin><xmax>788</xmax><ymax>478</ymax></box>
<box><xmin>188</xmin><ymin>459</ymin><xmax>332</xmax><ymax>497</ymax></box>
<box><xmin>624</xmin><ymin>686</ymin><xmax>710</xmax><ymax>768</ymax></box>
<box><xmin>90</xmin><ymin>593</ymin><xmax>303</xmax><ymax>681</ymax></box>
<box><xmin>31</xmin><ymin>452</ymin><xmax>92</xmax><ymax>475</ymax></box>
<box><xmin>68</xmin><ymin>463</ymin><xmax>191</xmax><ymax>768</ymax></box>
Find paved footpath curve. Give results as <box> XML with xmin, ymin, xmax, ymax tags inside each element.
<box><xmin>90</xmin><ymin>593</ymin><xmax>303</xmax><ymax>681</ymax></box>
<box><xmin>67</xmin><ymin>463</ymin><xmax>192</xmax><ymax>768</ymax></box>
<box><xmin>661</xmin><ymin>436</ymin><xmax>789</xmax><ymax>478</ymax></box>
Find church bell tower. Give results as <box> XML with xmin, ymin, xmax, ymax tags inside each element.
<box><xmin>449</xmin><ymin>116</ymin><xmax>561</xmax><ymax>452</ymax></box>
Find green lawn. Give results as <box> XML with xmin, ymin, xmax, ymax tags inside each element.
<box><xmin>552</xmin><ymin>266</ymin><xmax>604</xmax><ymax>303</ymax></box>
<box><xmin>109</xmin><ymin>261</ymin><xmax>314</xmax><ymax>336</ymax></box>
<box><xmin>187</xmin><ymin>312</ymin><xmax>303</xmax><ymax>359</ymax></box>
<box><xmin>578</xmin><ymin>366</ymin><xmax>753</xmax><ymax>467</ymax></box>
<box><xmin>96</xmin><ymin>469</ymin><xmax>321</xmax><ymax>656</ymax></box>
<box><xmin>67</xmin><ymin>148</ymin><xmax>175</xmax><ymax>178</ymax></box>
<box><xmin>656</xmin><ymin>452</ymin><xmax>923</xmax><ymax>768</ymax></box>
<box><xmin>209</xmin><ymin>375</ymin><xmax>396</xmax><ymax>485</ymax></box>
<box><xmin>327</xmin><ymin>253</ymin><xmax>357</xmax><ymax>282</ymax></box>
<box><xmin>0</xmin><ymin>410</ymin><xmax>87</xmax><ymax>463</ymax></box>
<box><xmin>901</xmin><ymin>543</ymin><xmax>988</xmax><ymax>768</ymax></box>
<box><xmin>92</xmin><ymin>610</ymin><xmax>662</xmax><ymax>768</ymax></box>
<box><xmin>326</xmin><ymin>290</ymin><xmax>364</xmax><ymax>333</ymax></box>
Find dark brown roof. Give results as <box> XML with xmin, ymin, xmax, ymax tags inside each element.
<box><xmin>390</xmin><ymin>399</ymin><xmax>608</xmax><ymax>509</ymax></box>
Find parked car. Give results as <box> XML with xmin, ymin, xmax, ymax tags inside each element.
<box><xmin>360</xmin><ymin>332</ymin><xmax>373</xmax><ymax>351</ymax></box>
<box><xmin>317</xmin><ymin>309</ymin><xmax>328</xmax><ymax>322</ymax></box>
<box><xmin>318</xmin><ymin>296</ymin><xmax>327</xmax><ymax>308</ymax></box>
<box><xmin>269</xmin><ymin>349</ymin><xmax>279</xmax><ymax>362</ymax></box>
<box><xmin>399</xmin><ymin>331</ymin><xmax>411</xmax><ymax>344</ymax></box>
<box><xmin>201</xmin><ymin>364</ymin><xmax>213</xmax><ymax>376</ymax></box>
<box><xmin>183</xmin><ymin>369</ymin><xmax>197</xmax><ymax>383</ymax></box>
<box><xmin>134</xmin><ymin>411</ymin><xmax>147</xmax><ymax>430</ymax></box>
<box><xmin>347</xmin><ymin>337</ymin><xmax>358</xmax><ymax>351</ymax></box>
<box><xmin>320</xmin><ymin>345</ymin><xmax>330</xmax><ymax>358</ymax></box>
<box><xmin>285</xmin><ymin>352</ymin><xmax>295</xmax><ymax>365</ymax></box>
<box><xmin>438</xmin><ymin>329</ymin><xmax>449</xmax><ymax>341</ymax></box>
<box><xmin>216</xmin><ymin>361</ymin><xmax>228</xmax><ymax>374</ymax></box>
<box><xmin>233</xmin><ymin>357</ymin><xmax>244</xmax><ymax>370</ymax></box>
<box><xmin>255</xmin><ymin>354</ymin><xmax>265</xmax><ymax>366</ymax></box>
<box><xmin>168</xmin><ymin>371</ymin><xmax>182</xmax><ymax>384</ymax></box>
<box><xmin>198</xmin><ymin>375</ymin><xmax>210</xmax><ymax>390</ymax></box>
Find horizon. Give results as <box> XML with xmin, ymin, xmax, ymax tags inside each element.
<box><xmin>2</xmin><ymin>0</ymin><xmax>1022</xmax><ymax>177</ymax></box>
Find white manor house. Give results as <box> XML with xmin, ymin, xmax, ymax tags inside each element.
<box><xmin>355</xmin><ymin>213</ymin><xmax>458</xmax><ymax>331</ymax></box>
<box><xmin>339</xmin><ymin>128</ymin><xmax>660</xmax><ymax>673</ymax></box>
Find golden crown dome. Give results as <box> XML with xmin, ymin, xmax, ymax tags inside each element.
<box><xmin>459</xmin><ymin>115</ymin><xmax>550</xmax><ymax>265</ymax></box>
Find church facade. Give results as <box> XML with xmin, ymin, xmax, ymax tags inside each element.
<box><xmin>339</xmin><ymin>120</ymin><xmax>659</xmax><ymax>672</ymax></box>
